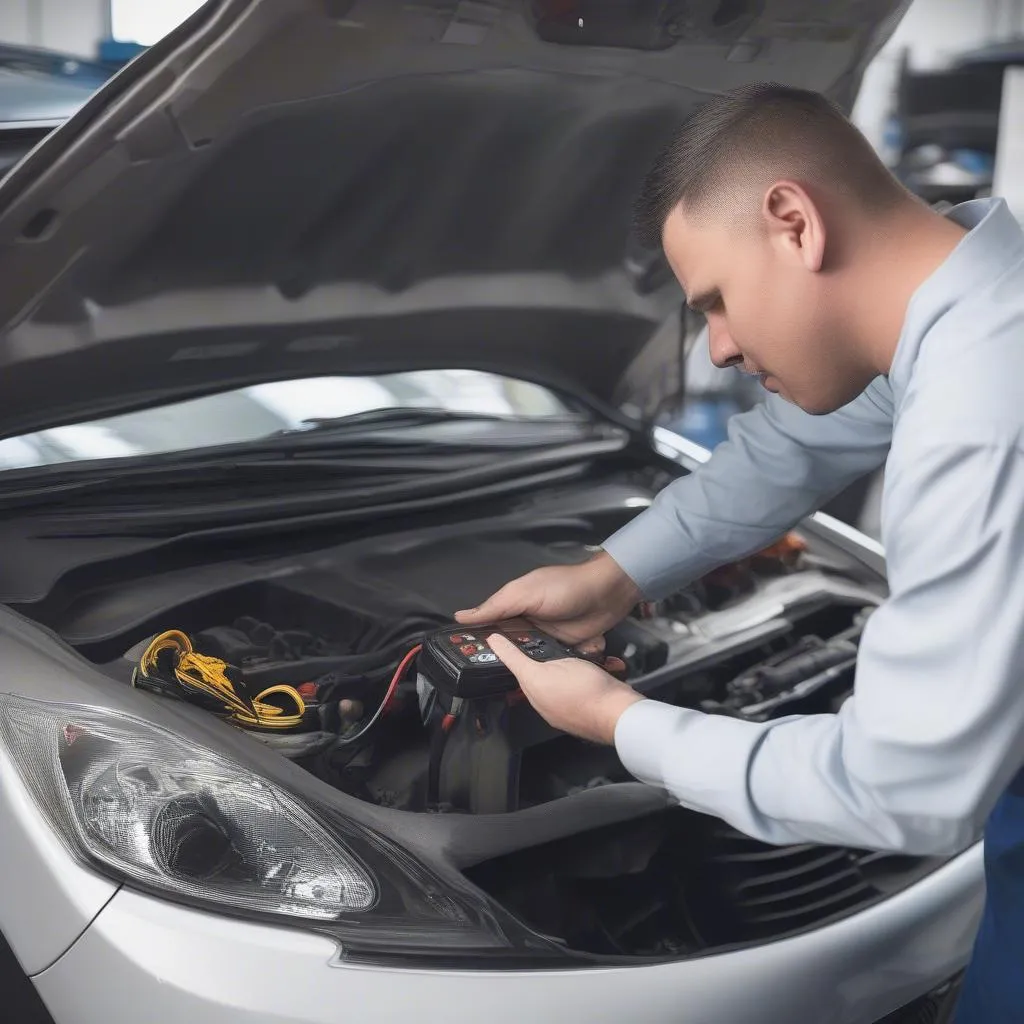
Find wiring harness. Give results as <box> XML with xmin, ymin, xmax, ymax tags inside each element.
<box><xmin>132</xmin><ymin>630</ymin><xmax>308</xmax><ymax>730</ymax></box>
<box><xmin>132</xmin><ymin>629</ymin><xmax>423</xmax><ymax>749</ymax></box>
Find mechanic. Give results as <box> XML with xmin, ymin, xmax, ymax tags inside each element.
<box><xmin>455</xmin><ymin>83</ymin><xmax>1024</xmax><ymax>1022</ymax></box>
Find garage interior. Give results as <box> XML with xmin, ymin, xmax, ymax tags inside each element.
<box><xmin>1</xmin><ymin>3</ymin><xmax>1023</xmax><ymax>1024</ymax></box>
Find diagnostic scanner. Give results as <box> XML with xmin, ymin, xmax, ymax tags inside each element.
<box><xmin>418</xmin><ymin>619</ymin><xmax>577</xmax><ymax>700</ymax></box>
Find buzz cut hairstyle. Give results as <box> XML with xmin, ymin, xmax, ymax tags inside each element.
<box><xmin>633</xmin><ymin>82</ymin><xmax>907</xmax><ymax>248</ymax></box>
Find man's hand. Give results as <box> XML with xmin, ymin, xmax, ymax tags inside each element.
<box><xmin>454</xmin><ymin>551</ymin><xmax>642</xmax><ymax>650</ymax></box>
<box><xmin>487</xmin><ymin>634</ymin><xmax>645</xmax><ymax>745</ymax></box>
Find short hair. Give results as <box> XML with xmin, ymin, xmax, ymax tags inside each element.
<box><xmin>633</xmin><ymin>82</ymin><xmax>906</xmax><ymax>247</ymax></box>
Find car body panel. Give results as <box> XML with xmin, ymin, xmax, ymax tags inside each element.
<box><xmin>0</xmin><ymin>742</ymin><xmax>118</xmax><ymax>975</ymax></box>
<box><xmin>32</xmin><ymin>849</ymin><xmax>981</xmax><ymax>1024</ymax></box>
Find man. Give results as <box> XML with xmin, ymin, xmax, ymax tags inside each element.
<box><xmin>455</xmin><ymin>83</ymin><xmax>1024</xmax><ymax>1021</ymax></box>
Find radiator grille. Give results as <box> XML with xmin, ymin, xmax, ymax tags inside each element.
<box><xmin>695</xmin><ymin>822</ymin><xmax>939</xmax><ymax>941</ymax></box>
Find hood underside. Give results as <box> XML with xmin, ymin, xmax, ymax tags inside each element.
<box><xmin>0</xmin><ymin>0</ymin><xmax>910</xmax><ymax>437</ymax></box>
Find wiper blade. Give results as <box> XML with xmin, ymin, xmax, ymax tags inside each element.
<box><xmin>0</xmin><ymin>415</ymin><xmax>613</xmax><ymax>491</ymax></box>
<box><xmin>275</xmin><ymin>407</ymin><xmax>589</xmax><ymax>437</ymax></box>
<box><xmin>28</xmin><ymin>439</ymin><xmax>624</xmax><ymax>536</ymax></box>
<box><xmin>0</xmin><ymin>432</ymin><xmax>628</xmax><ymax>521</ymax></box>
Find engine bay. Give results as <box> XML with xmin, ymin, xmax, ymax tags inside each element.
<box><xmin>31</xmin><ymin>479</ymin><xmax>881</xmax><ymax>818</ymax></box>
<box><xmin>6</xmin><ymin>470</ymin><xmax>936</xmax><ymax>959</ymax></box>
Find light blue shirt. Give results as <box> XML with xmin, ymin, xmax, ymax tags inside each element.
<box><xmin>605</xmin><ymin>198</ymin><xmax>1024</xmax><ymax>856</ymax></box>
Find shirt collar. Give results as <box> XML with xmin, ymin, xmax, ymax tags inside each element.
<box><xmin>888</xmin><ymin>198</ymin><xmax>1024</xmax><ymax>395</ymax></box>
<box><xmin>937</xmin><ymin>197</ymin><xmax>1024</xmax><ymax>285</ymax></box>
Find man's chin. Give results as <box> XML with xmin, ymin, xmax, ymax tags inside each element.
<box><xmin>793</xmin><ymin>395</ymin><xmax>848</xmax><ymax>416</ymax></box>
<box><xmin>763</xmin><ymin>379</ymin><xmax>835</xmax><ymax>415</ymax></box>
<box><xmin>761</xmin><ymin>376</ymin><xmax>798</xmax><ymax>405</ymax></box>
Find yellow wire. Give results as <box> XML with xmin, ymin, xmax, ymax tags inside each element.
<box><xmin>231</xmin><ymin>684</ymin><xmax>307</xmax><ymax>729</ymax></box>
<box><xmin>137</xmin><ymin>630</ymin><xmax>306</xmax><ymax>730</ymax></box>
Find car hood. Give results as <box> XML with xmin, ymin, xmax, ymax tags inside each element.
<box><xmin>0</xmin><ymin>0</ymin><xmax>910</xmax><ymax>437</ymax></box>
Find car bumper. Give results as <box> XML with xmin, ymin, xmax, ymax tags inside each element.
<box><xmin>32</xmin><ymin>846</ymin><xmax>983</xmax><ymax>1024</ymax></box>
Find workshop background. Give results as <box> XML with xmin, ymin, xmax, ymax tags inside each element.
<box><xmin>2</xmin><ymin>0</ymin><xmax>1023</xmax><ymax>542</ymax></box>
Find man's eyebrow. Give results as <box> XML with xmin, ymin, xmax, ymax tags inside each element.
<box><xmin>686</xmin><ymin>289</ymin><xmax>720</xmax><ymax>314</ymax></box>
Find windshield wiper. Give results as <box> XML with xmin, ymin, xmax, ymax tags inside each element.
<box><xmin>283</xmin><ymin>407</ymin><xmax>561</xmax><ymax>433</ymax></box>
<box><xmin>0</xmin><ymin>431</ymin><xmax>628</xmax><ymax>524</ymax></box>
<box><xmin>269</xmin><ymin>407</ymin><xmax>595</xmax><ymax>444</ymax></box>
<box><xmin>0</xmin><ymin>411</ymin><xmax>613</xmax><ymax>490</ymax></box>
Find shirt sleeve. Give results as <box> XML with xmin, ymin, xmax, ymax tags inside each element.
<box><xmin>602</xmin><ymin>379</ymin><xmax>893</xmax><ymax>600</ymax></box>
<box><xmin>615</xmin><ymin>432</ymin><xmax>1024</xmax><ymax>855</ymax></box>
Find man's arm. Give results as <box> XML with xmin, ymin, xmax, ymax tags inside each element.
<box><xmin>615</xmin><ymin>431</ymin><xmax>1024</xmax><ymax>855</ymax></box>
<box><xmin>603</xmin><ymin>379</ymin><xmax>893</xmax><ymax>600</ymax></box>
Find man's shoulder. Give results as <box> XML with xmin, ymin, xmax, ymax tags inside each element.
<box><xmin>905</xmin><ymin>267</ymin><xmax>1024</xmax><ymax>436</ymax></box>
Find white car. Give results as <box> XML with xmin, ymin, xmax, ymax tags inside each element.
<box><xmin>0</xmin><ymin>2</ymin><xmax>981</xmax><ymax>1022</ymax></box>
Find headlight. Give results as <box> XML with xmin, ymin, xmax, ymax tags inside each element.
<box><xmin>0</xmin><ymin>694</ymin><xmax>373</xmax><ymax>920</ymax></box>
<box><xmin>0</xmin><ymin>695</ymin><xmax>550</xmax><ymax>962</ymax></box>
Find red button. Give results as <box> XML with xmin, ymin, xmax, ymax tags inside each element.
<box><xmin>297</xmin><ymin>682</ymin><xmax>318</xmax><ymax>700</ymax></box>
<box><xmin>516</xmin><ymin>634</ymin><xmax>532</xmax><ymax>643</ymax></box>
<box><xmin>460</xmin><ymin>643</ymin><xmax>478</xmax><ymax>656</ymax></box>
<box><xmin>449</xmin><ymin>634</ymin><xmax>464</xmax><ymax>644</ymax></box>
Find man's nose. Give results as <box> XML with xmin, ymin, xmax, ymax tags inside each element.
<box><xmin>707</xmin><ymin>317</ymin><xmax>743</xmax><ymax>369</ymax></box>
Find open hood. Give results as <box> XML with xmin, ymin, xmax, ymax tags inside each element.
<box><xmin>0</xmin><ymin>0</ymin><xmax>910</xmax><ymax>438</ymax></box>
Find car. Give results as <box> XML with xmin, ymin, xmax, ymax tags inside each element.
<box><xmin>0</xmin><ymin>43</ymin><xmax>114</xmax><ymax>179</ymax></box>
<box><xmin>0</xmin><ymin>2</ymin><xmax>982</xmax><ymax>1022</ymax></box>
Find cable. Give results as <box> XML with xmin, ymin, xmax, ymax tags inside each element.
<box><xmin>134</xmin><ymin>630</ymin><xmax>306</xmax><ymax>731</ymax></box>
<box><xmin>336</xmin><ymin>644</ymin><xmax>422</xmax><ymax>747</ymax></box>
<box><xmin>426</xmin><ymin>712</ymin><xmax>458</xmax><ymax>807</ymax></box>
<box><xmin>135</xmin><ymin>632</ymin><xmax>423</xmax><ymax>742</ymax></box>
<box><xmin>230</xmin><ymin>684</ymin><xmax>306</xmax><ymax>730</ymax></box>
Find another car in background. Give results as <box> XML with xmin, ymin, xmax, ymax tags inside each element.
<box><xmin>0</xmin><ymin>43</ymin><xmax>113</xmax><ymax>178</ymax></box>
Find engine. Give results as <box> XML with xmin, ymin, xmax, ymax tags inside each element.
<box><xmin>407</xmin><ymin>532</ymin><xmax>875</xmax><ymax>815</ymax></box>
<box><xmin>108</xmin><ymin>522</ymin><xmax>878</xmax><ymax>818</ymax></box>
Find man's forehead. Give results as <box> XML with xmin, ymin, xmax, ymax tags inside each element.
<box><xmin>668</xmin><ymin>251</ymin><xmax>716</xmax><ymax>312</ymax></box>
<box><xmin>662</xmin><ymin>206</ymin><xmax>733</xmax><ymax>303</ymax></box>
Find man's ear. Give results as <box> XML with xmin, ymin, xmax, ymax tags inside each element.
<box><xmin>760</xmin><ymin>181</ymin><xmax>826</xmax><ymax>273</ymax></box>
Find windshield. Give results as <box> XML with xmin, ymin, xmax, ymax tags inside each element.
<box><xmin>0</xmin><ymin>371</ymin><xmax>572</xmax><ymax>472</ymax></box>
